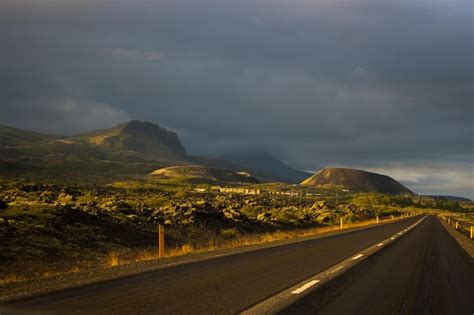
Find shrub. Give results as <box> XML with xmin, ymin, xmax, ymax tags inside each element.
<box><xmin>175</xmin><ymin>190</ymin><xmax>187</xmax><ymax>199</ymax></box>
<box><xmin>76</xmin><ymin>192</ymin><xmax>96</xmax><ymax>204</ymax></box>
<box><xmin>220</xmin><ymin>228</ymin><xmax>239</xmax><ymax>238</ymax></box>
<box><xmin>241</xmin><ymin>205</ymin><xmax>264</xmax><ymax>219</ymax></box>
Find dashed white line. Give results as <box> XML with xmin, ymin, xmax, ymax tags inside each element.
<box><xmin>377</xmin><ymin>243</ymin><xmax>384</xmax><ymax>247</ymax></box>
<box><xmin>291</xmin><ymin>280</ymin><xmax>320</xmax><ymax>294</ymax></box>
<box><xmin>352</xmin><ymin>253</ymin><xmax>364</xmax><ymax>260</ymax></box>
<box><xmin>391</xmin><ymin>237</ymin><xmax>396</xmax><ymax>240</ymax></box>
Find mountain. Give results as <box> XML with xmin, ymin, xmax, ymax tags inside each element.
<box><xmin>219</xmin><ymin>153</ymin><xmax>311</xmax><ymax>183</ymax></box>
<box><xmin>0</xmin><ymin>121</ymin><xmax>190</xmax><ymax>177</ymax></box>
<box><xmin>2</xmin><ymin>123</ymin><xmax>308</xmax><ymax>182</ymax></box>
<box><xmin>73</xmin><ymin>120</ymin><xmax>187</xmax><ymax>161</ymax></box>
<box><xmin>150</xmin><ymin>165</ymin><xmax>259</xmax><ymax>184</ymax></box>
<box><xmin>0</xmin><ymin>122</ymin><xmax>307</xmax><ymax>182</ymax></box>
<box><xmin>301</xmin><ymin>168</ymin><xmax>413</xmax><ymax>195</ymax></box>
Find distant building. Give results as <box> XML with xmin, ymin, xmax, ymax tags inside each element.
<box><xmin>269</xmin><ymin>191</ymin><xmax>300</xmax><ymax>197</ymax></box>
<box><xmin>215</xmin><ymin>186</ymin><xmax>261</xmax><ymax>195</ymax></box>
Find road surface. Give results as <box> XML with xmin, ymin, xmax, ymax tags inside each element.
<box><xmin>281</xmin><ymin>216</ymin><xmax>474</xmax><ymax>314</ymax></box>
<box><xmin>3</xmin><ymin>215</ymin><xmax>472</xmax><ymax>314</ymax></box>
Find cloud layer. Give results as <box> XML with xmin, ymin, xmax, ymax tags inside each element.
<box><xmin>0</xmin><ymin>0</ymin><xmax>472</xmax><ymax>197</ymax></box>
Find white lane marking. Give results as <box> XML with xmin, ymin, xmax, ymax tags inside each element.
<box><xmin>290</xmin><ymin>219</ymin><xmax>422</xmax><ymax>295</ymax></box>
<box><xmin>329</xmin><ymin>265</ymin><xmax>345</xmax><ymax>274</ymax></box>
<box><xmin>291</xmin><ymin>280</ymin><xmax>320</xmax><ymax>294</ymax></box>
<box><xmin>387</xmin><ymin>216</ymin><xmax>425</xmax><ymax>243</ymax></box>
<box><xmin>352</xmin><ymin>253</ymin><xmax>364</xmax><ymax>260</ymax></box>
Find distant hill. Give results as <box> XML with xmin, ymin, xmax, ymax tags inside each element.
<box><xmin>219</xmin><ymin>153</ymin><xmax>311</xmax><ymax>183</ymax></box>
<box><xmin>301</xmin><ymin>168</ymin><xmax>413</xmax><ymax>195</ymax></box>
<box><xmin>0</xmin><ymin>121</ymin><xmax>190</xmax><ymax>177</ymax></box>
<box><xmin>150</xmin><ymin>165</ymin><xmax>259</xmax><ymax>184</ymax></box>
<box><xmin>425</xmin><ymin>195</ymin><xmax>472</xmax><ymax>202</ymax></box>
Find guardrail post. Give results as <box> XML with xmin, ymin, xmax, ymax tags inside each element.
<box><xmin>391</xmin><ymin>215</ymin><xmax>394</xmax><ymax>220</ymax></box>
<box><xmin>471</xmin><ymin>226</ymin><xmax>473</xmax><ymax>239</ymax></box>
<box><xmin>158</xmin><ymin>224</ymin><xmax>165</xmax><ymax>258</ymax></box>
<box><xmin>376</xmin><ymin>216</ymin><xmax>379</xmax><ymax>224</ymax></box>
<box><xmin>340</xmin><ymin>218</ymin><xmax>343</xmax><ymax>230</ymax></box>
<box><xmin>455</xmin><ymin>221</ymin><xmax>458</xmax><ymax>230</ymax></box>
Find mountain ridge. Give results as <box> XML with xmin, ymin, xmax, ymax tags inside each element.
<box><xmin>73</xmin><ymin>120</ymin><xmax>187</xmax><ymax>159</ymax></box>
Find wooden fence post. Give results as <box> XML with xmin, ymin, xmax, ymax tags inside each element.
<box><xmin>158</xmin><ymin>224</ymin><xmax>165</xmax><ymax>258</ymax></box>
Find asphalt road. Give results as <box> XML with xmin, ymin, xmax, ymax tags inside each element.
<box><xmin>3</xmin><ymin>217</ymin><xmax>422</xmax><ymax>314</ymax></box>
<box><xmin>282</xmin><ymin>216</ymin><xmax>474</xmax><ymax>315</ymax></box>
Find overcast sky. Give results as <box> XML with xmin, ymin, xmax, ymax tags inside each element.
<box><xmin>1</xmin><ymin>0</ymin><xmax>473</xmax><ymax>198</ymax></box>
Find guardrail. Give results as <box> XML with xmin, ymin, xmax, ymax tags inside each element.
<box><xmin>439</xmin><ymin>215</ymin><xmax>473</xmax><ymax>239</ymax></box>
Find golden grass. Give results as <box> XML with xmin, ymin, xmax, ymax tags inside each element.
<box><xmin>41</xmin><ymin>271</ymin><xmax>62</xmax><ymax>278</ymax></box>
<box><xmin>104</xmin><ymin>251</ymin><xmax>121</xmax><ymax>267</ymax></box>
<box><xmin>212</xmin><ymin>217</ymin><xmax>388</xmax><ymax>249</ymax></box>
<box><xmin>167</xmin><ymin>244</ymin><xmax>195</xmax><ymax>257</ymax></box>
<box><xmin>118</xmin><ymin>215</ymin><xmax>407</xmax><ymax>266</ymax></box>
<box><xmin>41</xmin><ymin>266</ymin><xmax>83</xmax><ymax>279</ymax></box>
<box><xmin>70</xmin><ymin>266</ymin><xmax>81</xmax><ymax>273</ymax></box>
<box><xmin>0</xmin><ymin>273</ymin><xmax>26</xmax><ymax>285</ymax></box>
<box><xmin>135</xmin><ymin>250</ymin><xmax>158</xmax><ymax>262</ymax></box>
<box><xmin>0</xmin><ymin>266</ymin><xmax>84</xmax><ymax>287</ymax></box>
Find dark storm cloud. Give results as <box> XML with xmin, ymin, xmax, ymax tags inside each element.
<box><xmin>0</xmin><ymin>0</ymin><xmax>472</xmax><ymax>197</ymax></box>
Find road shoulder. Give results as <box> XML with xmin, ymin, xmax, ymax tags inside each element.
<box><xmin>438</xmin><ymin>216</ymin><xmax>474</xmax><ymax>258</ymax></box>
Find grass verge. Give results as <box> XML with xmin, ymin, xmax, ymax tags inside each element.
<box><xmin>109</xmin><ymin>215</ymin><xmax>409</xmax><ymax>266</ymax></box>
